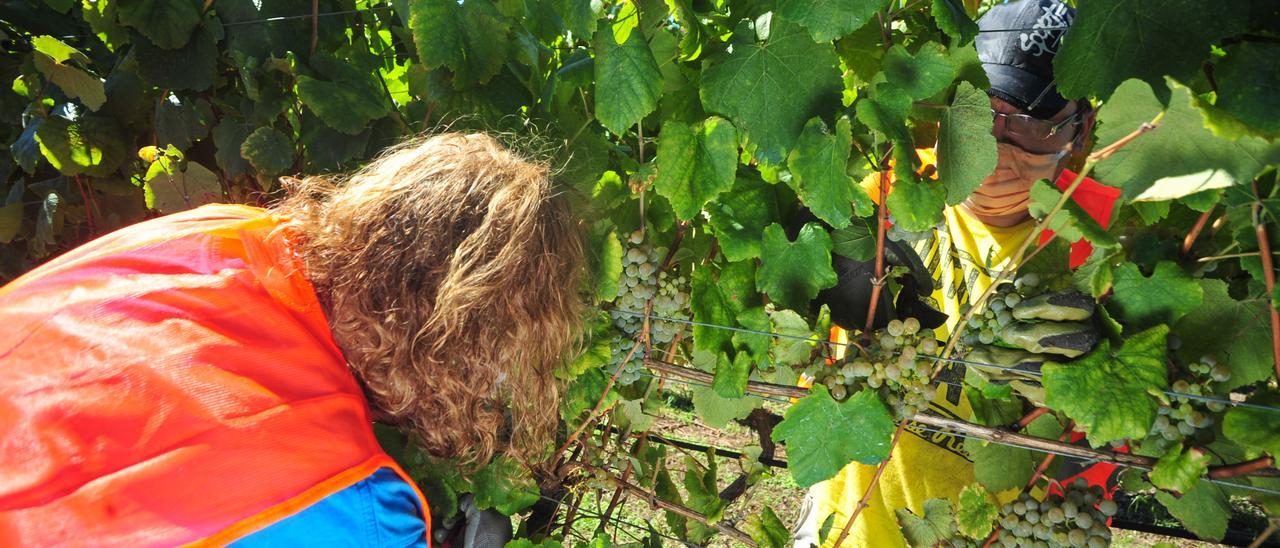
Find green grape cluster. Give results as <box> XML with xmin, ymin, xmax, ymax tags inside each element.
<box><xmin>814</xmin><ymin>317</ymin><xmax>941</xmax><ymax>419</ymax></box>
<box><xmin>607</xmin><ymin>230</ymin><xmax>690</xmax><ymax>384</ymax></box>
<box><xmin>994</xmin><ymin>479</ymin><xmax>1116</xmax><ymax>548</ymax></box>
<box><xmin>577</xmin><ymin>440</ymin><xmax>631</xmax><ymax>491</ymax></box>
<box><xmin>960</xmin><ymin>273</ymin><xmax>1045</xmax><ymax>346</ymax></box>
<box><xmin>1149</xmin><ymin>355</ymin><xmax>1231</xmax><ymax>444</ymax></box>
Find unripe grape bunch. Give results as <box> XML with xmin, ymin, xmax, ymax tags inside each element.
<box><xmin>1148</xmin><ymin>355</ymin><xmax>1231</xmax><ymax>445</ymax></box>
<box><xmin>959</xmin><ymin>273</ymin><xmax>1047</xmax><ymax>346</ymax></box>
<box><xmin>813</xmin><ymin>317</ymin><xmax>941</xmax><ymax>419</ymax></box>
<box><xmin>994</xmin><ymin>479</ymin><xmax>1116</xmax><ymax>547</ymax></box>
<box><xmin>606</xmin><ymin>230</ymin><xmax>690</xmax><ymax>385</ymax></box>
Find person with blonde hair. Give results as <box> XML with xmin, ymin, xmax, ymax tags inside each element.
<box><xmin>0</xmin><ymin>133</ymin><xmax>585</xmax><ymax>546</ymax></box>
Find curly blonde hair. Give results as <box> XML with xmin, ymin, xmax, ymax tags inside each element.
<box><xmin>275</xmin><ymin>132</ymin><xmax>585</xmax><ymax>466</ymax></box>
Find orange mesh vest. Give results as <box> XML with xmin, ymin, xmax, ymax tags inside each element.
<box><xmin>0</xmin><ymin>204</ymin><xmax>428</xmax><ymax>545</ymax></box>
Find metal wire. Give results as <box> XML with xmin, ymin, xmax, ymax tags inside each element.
<box><xmin>613</xmin><ymin>309</ymin><xmax>1280</xmax><ymax>415</ymax></box>
<box><xmin>221</xmin><ymin>6</ymin><xmax>395</xmax><ymax>27</ymax></box>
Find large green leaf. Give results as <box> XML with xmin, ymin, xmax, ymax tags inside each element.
<box><xmin>1174</xmin><ymin>279</ymin><xmax>1274</xmax><ymax>391</ymax></box>
<box><xmin>1150</xmin><ymin>445</ymin><xmax>1211</xmax><ymax>494</ymax></box>
<box><xmin>830</xmin><ymin>215</ymin><xmax>877</xmax><ymax>262</ymax></box>
<box><xmin>965</xmin><ymin>438</ymin><xmax>1034</xmax><ymax>494</ymax></box>
<box><xmin>1054</xmin><ymin>0</ymin><xmax>1248</xmax><ymax>100</ymax></box>
<box><xmin>770</xmin><ymin>309</ymin><xmax>815</xmax><ymax>366</ymax></box>
<box><xmin>756</xmin><ymin>223</ymin><xmax>838</xmax><ymax>311</ymax></box>
<box><xmin>690</xmin><ymin>261</ymin><xmax>759</xmax><ymax>354</ymax></box>
<box><xmin>155</xmin><ymin>96</ymin><xmax>214</xmax><ymax>151</ymax></box>
<box><xmin>786</xmin><ymin>117</ymin><xmax>873</xmax><ymax>228</ymax></box>
<box><xmin>239</xmin><ymin>127</ymin><xmax>294</xmax><ymax>176</ymax></box>
<box><xmin>1028</xmin><ymin>179</ymin><xmax>1120</xmax><ymax>250</ymax></box>
<box><xmin>885</xmin><ymin>175</ymin><xmax>946</xmax><ymax>232</ymax></box>
<box><xmin>1214</xmin><ymin>42</ymin><xmax>1280</xmax><ymax>135</ymax></box>
<box><xmin>1042</xmin><ymin>325</ymin><xmax>1169</xmax><ymax>446</ymax></box>
<box><xmin>134</xmin><ymin>19</ymin><xmax>221</xmax><ymax>91</ymax></box>
<box><xmin>1222</xmin><ymin>391</ymin><xmax>1280</xmax><ymax>457</ymax></box>
<box><xmin>32</xmin><ymin>36</ymin><xmax>105</xmax><ymax>111</ymax></box>
<box><xmin>705</xmin><ymin>174</ymin><xmax>776</xmax><ymax>262</ymax></box>
<box><xmin>297</xmin><ymin>53</ymin><xmax>392</xmax><ymax>135</ymax></box>
<box><xmin>712</xmin><ymin>350</ymin><xmax>753</xmax><ymax>399</ymax></box>
<box><xmin>593</xmin><ymin>24</ymin><xmax>663</xmax><ymax>135</ymax></box>
<box><xmin>880</xmin><ymin>43</ymin><xmax>955</xmax><ymax>101</ymax></box>
<box><xmin>469</xmin><ymin>456</ymin><xmax>539</xmax><ymax>516</ymax></box>
<box><xmin>410</xmin><ymin>0</ymin><xmax>511</xmax><ymax>84</ymax></box>
<box><xmin>11</xmin><ymin>121</ymin><xmax>43</xmax><ymax>174</ymax></box>
<box><xmin>1105</xmin><ymin>262</ymin><xmax>1202</xmax><ymax>331</ymax></box>
<box><xmin>771</xmin><ymin>385</ymin><xmax>896</xmax><ymax>487</ymax></box>
<box><xmin>700</xmin><ymin>16</ymin><xmax>841</xmax><ymax>164</ymax></box>
<box><xmin>653</xmin><ymin>116</ymin><xmax>738</xmax><ymax>220</ymax></box>
<box><xmin>895</xmin><ymin>498</ymin><xmax>956</xmax><ymax>547</ymax></box>
<box><xmin>1155</xmin><ymin>480</ymin><xmax>1229</xmax><ymax>541</ymax></box>
<box><xmin>35</xmin><ymin>115</ymin><xmax>127</xmax><ymax>177</ymax></box>
<box><xmin>937</xmin><ymin>82</ymin><xmax>996</xmax><ymax>205</ymax></box>
<box><xmin>691</xmin><ymin>382</ymin><xmax>760</xmax><ymax>428</ymax></box>
<box><xmin>143</xmin><ymin>157</ymin><xmax>223</xmax><ymax>213</ymax></box>
<box><xmin>854</xmin><ymin>84</ymin><xmax>912</xmax><ymax>144</ymax></box>
<box><xmin>117</xmin><ymin>0</ymin><xmax>202</xmax><ymax>49</ymax></box>
<box><xmin>212</xmin><ymin>119</ymin><xmax>253</xmax><ymax>178</ymax></box>
<box><xmin>774</xmin><ymin>0</ymin><xmax>891</xmax><ymax>42</ymax></box>
<box><xmin>1092</xmin><ymin>80</ymin><xmax>1280</xmax><ymax>202</ymax></box>
<box><xmin>744</xmin><ymin>506</ymin><xmax>790</xmax><ymax>548</ymax></box>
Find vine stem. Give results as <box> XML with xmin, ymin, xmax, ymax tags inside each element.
<box><xmin>936</xmin><ymin>117</ymin><xmax>1163</xmax><ymax>374</ymax></box>
<box><xmin>1182</xmin><ymin>207</ymin><xmax>1214</xmax><ymax>255</ymax></box>
<box><xmin>1251</xmin><ymin>180</ymin><xmax>1280</xmax><ymax>381</ymax></box>
<box><xmin>832</xmin><ymin>423</ymin><xmax>906</xmax><ymax>547</ymax></box>
<box><xmin>309</xmin><ymin>0</ymin><xmax>319</xmax><ymax>56</ymax></box>
<box><xmin>563</xmin><ymin>462</ymin><xmax>758</xmax><ymax>546</ymax></box>
<box><xmin>557</xmin><ymin>301</ymin><xmax>651</xmax><ymax>459</ymax></box>
<box><xmin>1015</xmin><ymin>407</ymin><xmax>1050</xmax><ymax>430</ymax></box>
<box><xmin>862</xmin><ymin>168</ymin><xmax>891</xmax><ymax>334</ymax></box>
<box><xmin>1210</xmin><ymin>456</ymin><xmax>1276</xmax><ymax>479</ymax></box>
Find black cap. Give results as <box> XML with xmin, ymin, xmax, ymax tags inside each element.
<box><xmin>976</xmin><ymin>0</ymin><xmax>1075</xmax><ymax>119</ymax></box>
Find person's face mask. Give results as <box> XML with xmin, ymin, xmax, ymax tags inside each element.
<box><xmin>963</xmin><ymin>142</ymin><xmax>1066</xmax><ymax>219</ymax></box>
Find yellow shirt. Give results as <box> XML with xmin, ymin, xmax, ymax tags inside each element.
<box><xmin>802</xmin><ymin>151</ymin><xmax>1035</xmax><ymax>547</ymax></box>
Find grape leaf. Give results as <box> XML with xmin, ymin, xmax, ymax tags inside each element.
<box><xmin>1042</xmin><ymin>325</ymin><xmax>1169</xmax><ymax>446</ymax></box>
<box><xmin>134</xmin><ymin>19</ymin><xmax>221</xmax><ymax>92</ymax></box>
<box><xmin>713</xmin><ymin>349</ymin><xmax>753</xmax><ymax>398</ymax></box>
<box><xmin>745</xmin><ymin>506</ymin><xmax>790</xmax><ymax>548</ymax></box>
<box><xmin>297</xmin><ymin>53</ymin><xmax>392</xmax><ymax>135</ymax></box>
<box><xmin>771</xmin><ymin>385</ymin><xmax>895</xmax><ymax>487</ymax></box>
<box><xmin>966</xmin><ymin>438</ymin><xmax>1034</xmax><ymax>494</ymax></box>
<box><xmin>774</xmin><ymin>0</ymin><xmax>891</xmax><ymax>42</ymax></box>
<box><xmin>1053</xmin><ymin>0</ymin><xmax>1248</xmax><ymax>100</ymax></box>
<box><xmin>830</xmin><ymin>215</ymin><xmax>877</xmax><ymax>262</ymax></box>
<box><xmin>756</xmin><ymin>223</ymin><xmax>838</xmax><ymax>311</ymax></box>
<box><xmin>35</xmin><ymin>115</ymin><xmax>127</xmax><ymax>177</ymax></box>
<box><xmin>469</xmin><ymin>455</ymin><xmax>539</xmax><ymax>516</ymax></box>
<box><xmin>1214</xmin><ymin>42</ymin><xmax>1280</xmax><ymax>135</ymax></box>
<box><xmin>955</xmin><ymin>484</ymin><xmax>998</xmax><ymax>539</ymax></box>
<box><xmin>937</xmin><ymin>82</ymin><xmax>996</xmax><ymax>206</ymax></box>
<box><xmin>787</xmin><ymin>117</ymin><xmax>873</xmax><ymax>228</ymax></box>
<box><xmin>410</xmin><ymin>0</ymin><xmax>511</xmax><ymax>84</ymax></box>
<box><xmin>771</xmin><ymin>309</ymin><xmax>815</xmax><ymax>366</ymax></box>
<box><xmin>1155</xmin><ymin>480</ymin><xmax>1229</xmax><ymax>542</ymax></box>
<box><xmin>143</xmin><ymin>157</ymin><xmax>222</xmax><ymax>213</ymax></box>
<box><xmin>1028</xmin><ymin>180</ymin><xmax>1120</xmax><ymax>250</ymax></box>
<box><xmin>734</xmin><ymin>306</ymin><xmax>772</xmax><ymax>366</ymax></box>
<box><xmin>1174</xmin><ymin>279</ymin><xmax>1273</xmax><ymax>391</ymax></box>
<box><xmin>1222</xmin><ymin>391</ymin><xmax>1280</xmax><ymax>457</ymax></box>
<box><xmin>594</xmin><ymin>24</ymin><xmax>663</xmax><ymax>135</ymax></box>
<box><xmin>32</xmin><ymin>36</ymin><xmax>105</xmax><ymax>111</ymax></box>
<box><xmin>239</xmin><ymin>127</ymin><xmax>294</xmax><ymax>176</ymax></box>
<box><xmin>691</xmin><ymin>269</ymin><xmax>737</xmax><ymax>355</ymax></box>
<box><xmin>881</xmin><ymin>43</ymin><xmax>955</xmax><ymax>101</ymax></box>
<box><xmin>299</xmin><ymin>116</ymin><xmax>370</xmax><ymax>172</ymax></box>
<box><xmin>0</xmin><ymin>202</ymin><xmax>22</xmax><ymax>244</ymax></box>
<box><xmin>1150</xmin><ymin>445</ymin><xmax>1211</xmax><ymax>494</ymax></box>
<box><xmin>1092</xmin><ymin>80</ymin><xmax>1280</xmax><ymax>203</ymax></box>
<box><xmin>931</xmin><ymin>0</ymin><xmax>977</xmax><ymax>44</ymax></box>
<box><xmin>885</xmin><ymin>175</ymin><xmax>946</xmax><ymax>233</ymax></box>
<box><xmin>117</xmin><ymin>0</ymin><xmax>202</xmax><ymax>50</ymax></box>
<box><xmin>705</xmin><ymin>174</ymin><xmax>776</xmax><ymax>262</ymax></box>
<box><xmin>506</xmin><ymin>539</ymin><xmax>564</xmax><ymax>548</ymax></box>
<box><xmin>561</xmin><ymin>367</ymin><xmax>618</xmax><ymax>423</ymax></box>
<box><xmin>212</xmin><ymin>119</ymin><xmax>252</xmax><ymax>178</ymax></box>
<box><xmin>692</xmin><ymin>383</ymin><xmax>760</xmax><ymax>428</ymax></box>
<box><xmin>700</xmin><ymin>16</ymin><xmax>842</xmax><ymax>164</ymax></box>
<box><xmin>854</xmin><ymin>84</ymin><xmax>912</xmax><ymax>144</ymax></box>
<box><xmin>555</xmin><ymin>0</ymin><xmax>596</xmax><ymax>38</ymax></box>
<box><xmin>895</xmin><ymin>498</ymin><xmax>956</xmax><ymax>547</ymax></box>
<box><xmin>155</xmin><ymin>95</ymin><xmax>213</xmax><ymax>151</ymax></box>
<box><xmin>653</xmin><ymin>116</ymin><xmax>738</xmax><ymax>220</ymax></box>
<box><xmin>11</xmin><ymin>121</ymin><xmax>42</xmax><ymax>174</ymax></box>
<box><xmin>1106</xmin><ymin>262</ymin><xmax>1202</xmax><ymax>331</ymax></box>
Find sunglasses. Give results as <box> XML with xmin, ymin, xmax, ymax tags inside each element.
<box><xmin>990</xmin><ymin>108</ymin><xmax>1085</xmax><ymax>142</ymax></box>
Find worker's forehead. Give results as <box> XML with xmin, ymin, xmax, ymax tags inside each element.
<box><xmin>989</xmin><ymin>94</ymin><xmax>1078</xmax><ymax>123</ymax></box>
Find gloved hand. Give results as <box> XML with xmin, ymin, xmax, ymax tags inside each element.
<box><xmin>435</xmin><ymin>494</ymin><xmax>513</xmax><ymax>548</ymax></box>
<box><xmin>964</xmin><ymin>279</ymin><xmax>1100</xmax><ymax>404</ymax></box>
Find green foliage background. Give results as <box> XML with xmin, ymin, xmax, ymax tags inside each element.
<box><xmin>3</xmin><ymin>0</ymin><xmax>1280</xmax><ymax>544</ymax></box>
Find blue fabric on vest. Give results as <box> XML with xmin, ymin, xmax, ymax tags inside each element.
<box><xmin>231</xmin><ymin>467</ymin><xmax>427</xmax><ymax>547</ymax></box>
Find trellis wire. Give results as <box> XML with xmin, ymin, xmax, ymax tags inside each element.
<box><xmin>537</xmin><ymin>494</ymin><xmax>690</xmax><ymax>546</ymax></box>
<box><xmin>910</xmin><ymin>423</ymin><xmax>1280</xmax><ymax>497</ymax></box>
<box><xmin>614</xmin><ymin>309</ymin><xmax>1280</xmax><ymax>415</ymax></box>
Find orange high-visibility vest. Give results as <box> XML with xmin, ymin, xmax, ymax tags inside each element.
<box><xmin>0</xmin><ymin>204</ymin><xmax>428</xmax><ymax>545</ymax></box>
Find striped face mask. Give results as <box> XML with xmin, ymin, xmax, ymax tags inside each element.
<box><xmin>964</xmin><ymin>142</ymin><xmax>1066</xmax><ymax>218</ymax></box>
